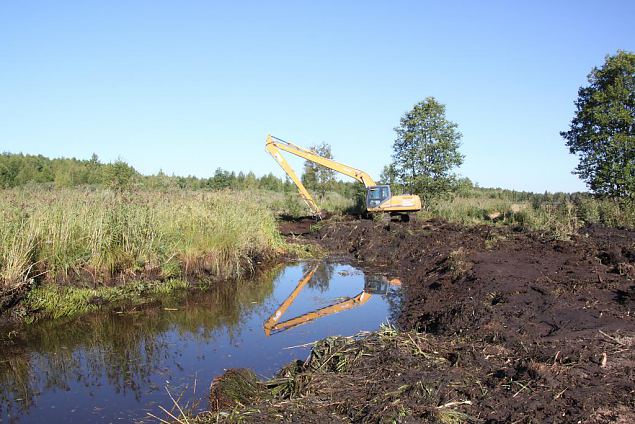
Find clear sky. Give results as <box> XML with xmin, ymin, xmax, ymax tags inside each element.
<box><xmin>1</xmin><ymin>1</ymin><xmax>634</xmax><ymax>192</ymax></box>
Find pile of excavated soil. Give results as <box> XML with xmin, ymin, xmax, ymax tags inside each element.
<box><xmin>205</xmin><ymin>218</ymin><xmax>634</xmax><ymax>423</ymax></box>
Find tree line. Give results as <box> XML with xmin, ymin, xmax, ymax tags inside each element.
<box><xmin>0</xmin><ymin>151</ymin><xmax>360</xmax><ymax>196</ymax></box>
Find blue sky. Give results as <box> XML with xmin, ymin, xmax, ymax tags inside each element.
<box><xmin>1</xmin><ymin>1</ymin><xmax>634</xmax><ymax>192</ymax></box>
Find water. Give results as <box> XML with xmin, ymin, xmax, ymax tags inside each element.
<box><xmin>0</xmin><ymin>260</ymin><xmax>401</xmax><ymax>423</ymax></box>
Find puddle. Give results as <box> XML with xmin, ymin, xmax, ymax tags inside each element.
<box><xmin>0</xmin><ymin>260</ymin><xmax>401</xmax><ymax>423</ymax></box>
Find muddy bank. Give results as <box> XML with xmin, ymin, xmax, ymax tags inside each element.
<box><xmin>0</xmin><ymin>260</ymin><xmax>399</xmax><ymax>423</ymax></box>
<box><xmin>203</xmin><ymin>218</ymin><xmax>634</xmax><ymax>422</ymax></box>
<box><xmin>0</xmin><ymin>254</ymin><xmax>283</xmax><ymax>326</ymax></box>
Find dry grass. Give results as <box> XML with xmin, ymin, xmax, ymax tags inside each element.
<box><xmin>191</xmin><ymin>326</ymin><xmax>475</xmax><ymax>423</ymax></box>
<box><xmin>445</xmin><ymin>248</ymin><xmax>472</xmax><ymax>281</ymax></box>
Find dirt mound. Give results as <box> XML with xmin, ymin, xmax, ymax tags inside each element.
<box><xmin>262</xmin><ymin>218</ymin><xmax>635</xmax><ymax>422</ymax></box>
<box><xmin>276</xmin><ymin>212</ymin><xmax>339</xmax><ymax>236</ymax></box>
<box><xmin>277</xmin><ymin>215</ymin><xmax>320</xmax><ymax>236</ymax></box>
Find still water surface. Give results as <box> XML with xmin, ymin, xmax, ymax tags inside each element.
<box><xmin>0</xmin><ymin>260</ymin><xmax>400</xmax><ymax>423</ymax></box>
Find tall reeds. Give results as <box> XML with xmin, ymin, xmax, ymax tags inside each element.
<box><xmin>0</xmin><ymin>187</ymin><xmax>284</xmax><ymax>289</ymax></box>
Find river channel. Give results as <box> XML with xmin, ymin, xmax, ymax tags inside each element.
<box><xmin>0</xmin><ymin>260</ymin><xmax>401</xmax><ymax>423</ymax></box>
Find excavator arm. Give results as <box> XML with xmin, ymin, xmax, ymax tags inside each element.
<box><xmin>263</xmin><ymin>263</ymin><xmax>372</xmax><ymax>336</ymax></box>
<box><xmin>265</xmin><ymin>137</ymin><xmax>322</xmax><ymax>216</ymax></box>
<box><xmin>265</xmin><ymin>134</ymin><xmax>422</xmax><ymax>218</ymax></box>
<box><xmin>265</xmin><ymin>135</ymin><xmax>378</xmax><ymax>217</ymax></box>
<box><xmin>264</xmin><ymin>291</ymin><xmax>372</xmax><ymax>336</ymax></box>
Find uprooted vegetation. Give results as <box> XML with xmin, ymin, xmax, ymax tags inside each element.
<box><xmin>194</xmin><ymin>326</ymin><xmax>634</xmax><ymax>423</ymax></box>
<box><xmin>201</xmin><ymin>327</ymin><xmax>490</xmax><ymax>423</ymax></box>
<box><xmin>192</xmin><ymin>217</ymin><xmax>635</xmax><ymax>423</ymax></box>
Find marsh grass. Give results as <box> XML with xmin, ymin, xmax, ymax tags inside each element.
<box><xmin>422</xmin><ymin>191</ymin><xmax>635</xmax><ymax>240</ymax></box>
<box><xmin>0</xmin><ymin>187</ymin><xmax>284</xmax><ymax>290</ymax></box>
<box><xmin>266</xmin><ymin>189</ymin><xmax>355</xmax><ymax>217</ymax></box>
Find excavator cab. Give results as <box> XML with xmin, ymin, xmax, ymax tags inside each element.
<box><xmin>366</xmin><ymin>185</ymin><xmax>392</xmax><ymax>209</ymax></box>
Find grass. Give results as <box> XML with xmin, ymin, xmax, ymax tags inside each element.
<box><xmin>21</xmin><ymin>278</ymin><xmax>189</xmax><ymax>322</ymax></box>
<box><xmin>420</xmin><ymin>189</ymin><xmax>635</xmax><ymax>240</ymax></box>
<box><xmin>0</xmin><ymin>187</ymin><xmax>285</xmax><ymax>292</ymax></box>
<box><xmin>0</xmin><ymin>184</ymin><xmax>349</xmax><ymax>321</ymax></box>
<box><xmin>3</xmin><ymin>183</ymin><xmax>634</xmax><ymax>321</ymax></box>
<box><xmin>267</xmin><ymin>189</ymin><xmax>355</xmax><ymax>218</ymax></box>
<box><xmin>445</xmin><ymin>248</ymin><xmax>472</xmax><ymax>281</ymax></box>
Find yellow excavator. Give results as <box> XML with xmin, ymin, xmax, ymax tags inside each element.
<box><xmin>265</xmin><ymin>134</ymin><xmax>421</xmax><ymax>221</ymax></box>
<box><xmin>263</xmin><ymin>263</ymin><xmax>401</xmax><ymax>336</ymax></box>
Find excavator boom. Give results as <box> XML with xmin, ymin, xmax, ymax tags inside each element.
<box><xmin>266</xmin><ymin>135</ymin><xmax>377</xmax><ymax>186</ymax></box>
<box><xmin>265</xmin><ymin>138</ymin><xmax>322</xmax><ymax>216</ymax></box>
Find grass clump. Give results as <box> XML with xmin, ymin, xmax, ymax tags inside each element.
<box><xmin>209</xmin><ymin>369</ymin><xmax>267</xmax><ymax>412</ymax></box>
<box><xmin>445</xmin><ymin>248</ymin><xmax>473</xmax><ymax>281</ymax></box>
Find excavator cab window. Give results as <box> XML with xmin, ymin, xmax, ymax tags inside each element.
<box><xmin>364</xmin><ymin>275</ymin><xmax>389</xmax><ymax>295</ymax></box>
<box><xmin>366</xmin><ymin>185</ymin><xmax>391</xmax><ymax>208</ymax></box>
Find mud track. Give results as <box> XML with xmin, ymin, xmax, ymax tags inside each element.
<box><xmin>225</xmin><ymin>217</ymin><xmax>634</xmax><ymax>423</ymax></box>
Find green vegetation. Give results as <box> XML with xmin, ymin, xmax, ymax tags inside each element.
<box><xmin>21</xmin><ymin>278</ymin><xmax>189</xmax><ymax>322</ymax></box>
<box><xmin>301</xmin><ymin>142</ymin><xmax>336</xmax><ymax>199</ymax></box>
<box><xmin>421</xmin><ymin>182</ymin><xmax>635</xmax><ymax>239</ymax></box>
<box><xmin>0</xmin><ymin>153</ymin><xmax>137</xmax><ymax>189</ymax></box>
<box><xmin>0</xmin><ymin>180</ymin><xmax>353</xmax><ymax>321</ymax></box>
<box><xmin>0</xmin><ymin>151</ymin><xmax>359</xmax><ymax>197</ymax></box>
<box><xmin>387</xmin><ymin>97</ymin><xmax>464</xmax><ymax>201</ymax></box>
<box><xmin>0</xmin><ymin>187</ymin><xmax>284</xmax><ymax>292</ymax></box>
<box><xmin>561</xmin><ymin>50</ymin><xmax>635</xmax><ymax>198</ymax></box>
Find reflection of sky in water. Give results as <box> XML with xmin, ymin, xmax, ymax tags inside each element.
<box><xmin>0</xmin><ymin>261</ymin><xmax>401</xmax><ymax>423</ymax></box>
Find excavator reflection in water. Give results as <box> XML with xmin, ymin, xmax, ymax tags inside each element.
<box><xmin>263</xmin><ymin>263</ymin><xmax>401</xmax><ymax>336</ymax></box>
